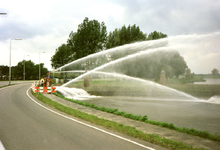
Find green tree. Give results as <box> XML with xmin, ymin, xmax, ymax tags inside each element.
<box><xmin>147</xmin><ymin>31</ymin><xmax>167</xmax><ymax>40</ymax></box>
<box><xmin>212</xmin><ymin>68</ymin><xmax>219</xmax><ymax>77</ymax></box>
<box><xmin>32</xmin><ymin>63</ymin><xmax>48</xmax><ymax>79</ymax></box>
<box><xmin>106</xmin><ymin>28</ymin><xmax>120</xmax><ymax>49</ymax></box>
<box><xmin>168</xmin><ymin>52</ymin><xmax>187</xmax><ymax>78</ymax></box>
<box><xmin>14</xmin><ymin>61</ymin><xmax>23</xmax><ymax>79</ymax></box>
<box><xmin>71</xmin><ymin>17</ymin><xmax>107</xmax><ymax>60</ymax></box>
<box><xmin>0</xmin><ymin>65</ymin><xmax>9</xmax><ymax>80</ymax></box>
<box><xmin>106</xmin><ymin>24</ymin><xmax>147</xmax><ymax>62</ymax></box>
<box><xmin>25</xmin><ymin>60</ymin><xmax>36</xmax><ymax>79</ymax></box>
<box><xmin>144</xmin><ymin>50</ymin><xmax>187</xmax><ymax>80</ymax></box>
<box><xmin>13</xmin><ymin>60</ymin><xmax>48</xmax><ymax>80</ymax></box>
<box><xmin>106</xmin><ymin>24</ymin><xmax>147</xmax><ymax>49</ymax></box>
<box><xmin>185</xmin><ymin>68</ymin><xmax>194</xmax><ymax>80</ymax></box>
<box><xmin>51</xmin><ymin>44</ymin><xmax>73</xmax><ymax>69</ymax></box>
<box><xmin>104</xmin><ymin>49</ymin><xmax>188</xmax><ymax>80</ymax></box>
<box><xmin>51</xmin><ymin>17</ymin><xmax>107</xmax><ymax>70</ymax></box>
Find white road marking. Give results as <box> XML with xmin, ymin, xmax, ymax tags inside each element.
<box><xmin>26</xmin><ymin>88</ymin><xmax>156</xmax><ymax>150</ymax></box>
<box><xmin>0</xmin><ymin>141</ymin><xmax>5</xmax><ymax>150</ymax></box>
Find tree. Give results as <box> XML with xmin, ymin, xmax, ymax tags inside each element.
<box><xmin>168</xmin><ymin>52</ymin><xmax>187</xmax><ymax>78</ymax></box>
<box><xmin>51</xmin><ymin>44</ymin><xmax>73</xmax><ymax>69</ymax></box>
<box><xmin>106</xmin><ymin>28</ymin><xmax>120</xmax><ymax>49</ymax></box>
<box><xmin>25</xmin><ymin>60</ymin><xmax>36</xmax><ymax>79</ymax></box>
<box><xmin>13</xmin><ymin>60</ymin><xmax>48</xmax><ymax>80</ymax></box>
<box><xmin>106</xmin><ymin>50</ymin><xmax>188</xmax><ymax>80</ymax></box>
<box><xmin>185</xmin><ymin>68</ymin><xmax>194</xmax><ymax>80</ymax></box>
<box><xmin>212</xmin><ymin>68</ymin><xmax>219</xmax><ymax>77</ymax></box>
<box><xmin>51</xmin><ymin>17</ymin><xmax>107</xmax><ymax>70</ymax></box>
<box><xmin>147</xmin><ymin>31</ymin><xmax>167</xmax><ymax>40</ymax></box>
<box><xmin>71</xmin><ymin>17</ymin><xmax>107</xmax><ymax>60</ymax></box>
<box><xmin>106</xmin><ymin>24</ymin><xmax>147</xmax><ymax>49</ymax></box>
<box><xmin>0</xmin><ymin>65</ymin><xmax>9</xmax><ymax>80</ymax></box>
<box><xmin>13</xmin><ymin>61</ymin><xmax>24</xmax><ymax>79</ymax></box>
<box><xmin>105</xmin><ymin>24</ymin><xmax>147</xmax><ymax>62</ymax></box>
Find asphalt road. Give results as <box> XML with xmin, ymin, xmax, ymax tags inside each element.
<box><xmin>0</xmin><ymin>84</ymin><xmax>160</xmax><ymax>150</ymax></box>
<box><xmin>0</xmin><ymin>81</ymin><xmax>35</xmax><ymax>87</ymax></box>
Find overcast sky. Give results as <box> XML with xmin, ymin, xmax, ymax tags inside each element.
<box><xmin>0</xmin><ymin>0</ymin><xmax>220</xmax><ymax>74</ymax></box>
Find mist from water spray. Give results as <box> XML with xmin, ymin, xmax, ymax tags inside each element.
<box><xmin>54</xmin><ymin>33</ymin><xmax>220</xmax><ymax>101</ymax></box>
<box><xmin>54</xmin><ymin>39</ymin><xmax>168</xmax><ymax>72</ymax></box>
<box><xmin>61</xmin><ymin>47</ymin><xmax>176</xmax><ymax>85</ymax></box>
<box><xmin>59</xmin><ymin>47</ymin><xmax>199</xmax><ymax>100</ymax></box>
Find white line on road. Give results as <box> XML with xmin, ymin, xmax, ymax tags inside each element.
<box><xmin>26</xmin><ymin>88</ymin><xmax>155</xmax><ymax>150</ymax></box>
<box><xmin>0</xmin><ymin>141</ymin><xmax>5</xmax><ymax>150</ymax></box>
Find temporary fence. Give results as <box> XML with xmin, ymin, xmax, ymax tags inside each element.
<box><xmin>31</xmin><ymin>82</ymin><xmax>56</xmax><ymax>93</ymax></box>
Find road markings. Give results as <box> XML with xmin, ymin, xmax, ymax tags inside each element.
<box><xmin>0</xmin><ymin>141</ymin><xmax>5</xmax><ymax>150</ymax></box>
<box><xmin>26</xmin><ymin>88</ymin><xmax>155</xmax><ymax>150</ymax></box>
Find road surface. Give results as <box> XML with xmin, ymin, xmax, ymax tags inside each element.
<box><xmin>0</xmin><ymin>84</ymin><xmax>162</xmax><ymax>150</ymax></box>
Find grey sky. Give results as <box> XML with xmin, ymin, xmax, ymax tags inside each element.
<box><xmin>0</xmin><ymin>0</ymin><xmax>219</xmax><ymax>73</ymax></box>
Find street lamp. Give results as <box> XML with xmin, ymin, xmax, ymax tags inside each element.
<box><xmin>9</xmin><ymin>38</ymin><xmax>22</xmax><ymax>85</ymax></box>
<box><xmin>39</xmin><ymin>52</ymin><xmax>46</xmax><ymax>80</ymax></box>
<box><xmin>23</xmin><ymin>55</ymin><xmax>29</xmax><ymax>81</ymax></box>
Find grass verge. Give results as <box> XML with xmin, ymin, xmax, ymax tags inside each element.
<box><xmin>53</xmin><ymin>92</ymin><xmax>220</xmax><ymax>142</ymax></box>
<box><xmin>32</xmin><ymin>91</ymin><xmax>205</xmax><ymax>150</ymax></box>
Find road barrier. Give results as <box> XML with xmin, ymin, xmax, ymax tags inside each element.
<box><xmin>31</xmin><ymin>82</ymin><xmax>56</xmax><ymax>93</ymax></box>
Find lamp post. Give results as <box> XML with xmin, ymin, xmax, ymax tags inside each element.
<box><xmin>9</xmin><ymin>38</ymin><xmax>22</xmax><ymax>85</ymax></box>
<box><xmin>23</xmin><ymin>55</ymin><xmax>29</xmax><ymax>81</ymax></box>
<box><xmin>39</xmin><ymin>52</ymin><xmax>46</xmax><ymax>80</ymax></box>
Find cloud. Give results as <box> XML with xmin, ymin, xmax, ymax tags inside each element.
<box><xmin>0</xmin><ymin>0</ymin><xmax>220</xmax><ymax>73</ymax></box>
<box><xmin>168</xmin><ymin>32</ymin><xmax>220</xmax><ymax>74</ymax></box>
<box><xmin>111</xmin><ymin>0</ymin><xmax>220</xmax><ymax>36</ymax></box>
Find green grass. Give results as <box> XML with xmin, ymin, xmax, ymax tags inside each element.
<box><xmin>195</xmin><ymin>75</ymin><xmax>220</xmax><ymax>79</ymax></box>
<box><xmin>32</xmin><ymin>91</ymin><xmax>205</xmax><ymax>150</ymax></box>
<box><xmin>167</xmin><ymin>84</ymin><xmax>220</xmax><ymax>99</ymax></box>
<box><xmin>166</xmin><ymin>77</ymin><xmax>206</xmax><ymax>84</ymax></box>
<box><xmin>54</xmin><ymin>92</ymin><xmax>148</xmax><ymax>120</ymax></box>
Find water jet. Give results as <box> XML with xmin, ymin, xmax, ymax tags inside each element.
<box><xmin>53</xmin><ymin>33</ymin><xmax>220</xmax><ymax>134</ymax></box>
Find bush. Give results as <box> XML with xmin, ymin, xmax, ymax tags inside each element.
<box><xmin>141</xmin><ymin>115</ymin><xmax>148</xmax><ymax>122</ymax></box>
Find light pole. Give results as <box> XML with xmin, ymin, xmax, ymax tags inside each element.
<box><xmin>39</xmin><ymin>52</ymin><xmax>46</xmax><ymax>80</ymax></box>
<box><xmin>9</xmin><ymin>38</ymin><xmax>22</xmax><ymax>85</ymax></box>
<box><xmin>23</xmin><ymin>55</ymin><xmax>29</xmax><ymax>81</ymax></box>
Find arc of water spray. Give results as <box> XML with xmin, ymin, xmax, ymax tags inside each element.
<box><xmin>61</xmin><ymin>46</ymin><xmax>171</xmax><ymax>87</ymax></box>
<box><xmin>53</xmin><ymin>39</ymin><xmax>168</xmax><ymax>72</ymax></box>
<box><xmin>61</xmin><ymin>46</ymin><xmax>201</xmax><ymax>100</ymax></box>
<box><xmin>54</xmin><ymin>32</ymin><xmax>220</xmax><ymax>72</ymax></box>
<box><xmin>96</xmin><ymin>71</ymin><xmax>200</xmax><ymax>100</ymax></box>
<box><xmin>53</xmin><ymin>70</ymin><xmax>85</xmax><ymax>73</ymax></box>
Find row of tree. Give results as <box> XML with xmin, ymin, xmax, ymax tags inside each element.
<box><xmin>51</xmin><ymin>17</ymin><xmax>189</xmax><ymax>80</ymax></box>
<box><xmin>0</xmin><ymin>60</ymin><xmax>48</xmax><ymax>80</ymax></box>
<box><xmin>51</xmin><ymin>17</ymin><xmax>168</xmax><ymax>69</ymax></box>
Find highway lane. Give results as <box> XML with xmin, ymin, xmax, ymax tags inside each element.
<box><xmin>0</xmin><ymin>81</ymin><xmax>35</xmax><ymax>87</ymax></box>
<box><xmin>0</xmin><ymin>84</ymin><xmax>159</xmax><ymax>150</ymax></box>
